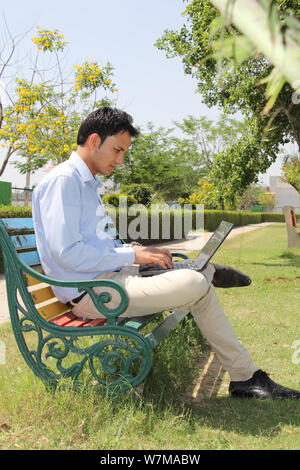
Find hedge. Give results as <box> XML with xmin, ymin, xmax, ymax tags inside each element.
<box><xmin>0</xmin><ymin>204</ymin><xmax>289</xmax><ymax>273</ymax></box>
<box><xmin>0</xmin><ymin>205</ymin><xmax>32</xmax><ymax>218</ymax></box>
<box><xmin>103</xmin><ymin>208</ymin><xmax>286</xmax><ymax>243</ymax></box>
<box><xmin>0</xmin><ymin>205</ymin><xmax>32</xmax><ymax>272</ymax></box>
<box><xmin>203</xmin><ymin>210</ymin><xmax>285</xmax><ymax>231</ymax></box>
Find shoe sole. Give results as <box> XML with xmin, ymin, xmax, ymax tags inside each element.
<box><xmin>230</xmin><ymin>390</ymin><xmax>300</xmax><ymax>399</ymax></box>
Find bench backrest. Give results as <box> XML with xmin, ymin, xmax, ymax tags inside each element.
<box><xmin>283</xmin><ymin>206</ymin><xmax>297</xmax><ymax>228</ymax></box>
<box><xmin>282</xmin><ymin>206</ymin><xmax>300</xmax><ymax>247</ymax></box>
<box><xmin>0</xmin><ymin>217</ymin><xmax>112</xmax><ymax>327</ymax></box>
<box><xmin>1</xmin><ymin>217</ymin><xmax>40</xmax><ymax>264</ymax></box>
<box><xmin>1</xmin><ymin>215</ymin><xmax>122</xmax><ymax>266</ymax></box>
<box><xmin>0</xmin><ymin>217</ymin><xmax>74</xmax><ymax>321</ymax></box>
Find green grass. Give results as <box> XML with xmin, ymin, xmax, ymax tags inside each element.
<box><xmin>0</xmin><ymin>223</ymin><xmax>300</xmax><ymax>450</ymax></box>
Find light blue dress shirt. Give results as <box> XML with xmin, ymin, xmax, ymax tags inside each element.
<box><xmin>32</xmin><ymin>151</ymin><xmax>135</xmax><ymax>303</ymax></box>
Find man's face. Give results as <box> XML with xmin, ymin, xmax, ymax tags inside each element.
<box><xmin>88</xmin><ymin>130</ymin><xmax>131</xmax><ymax>176</ymax></box>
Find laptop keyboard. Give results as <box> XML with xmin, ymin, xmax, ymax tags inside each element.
<box><xmin>139</xmin><ymin>260</ymin><xmax>198</xmax><ymax>273</ymax></box>
<box><xmin>173</xmin><ymin>260</ymin><xmax>197</xmax><ymax>269</ymax></box>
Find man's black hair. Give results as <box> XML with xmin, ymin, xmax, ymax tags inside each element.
<box><xmin>77</xmin><ymin>107</ymin><xmax>139</xmax><ymax>145</ymax></box>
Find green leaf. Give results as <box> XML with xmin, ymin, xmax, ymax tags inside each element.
<box><xmin>209</xmin><ymin>15</ymin><xmax>230</xmax><ymax>39</ymax></box>
<box><xmin>212</xmin><ymin>35</ymin><xmax>255</xmax><ymax>66</ymax></box>
<box><xmin>269</xmin><ymin>0</ymin><xmax>279</xmax><ymax>40</ymax></box>
<box><xmin>260</xmin><ymin>68</ymin><xmax>286</xmax><ymax>114</ymax></box>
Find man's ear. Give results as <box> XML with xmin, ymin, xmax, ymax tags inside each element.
<box><xmin>87</xmin><ymin>133</ymin><xmax>101</xmax><ymax>150</ymax></box>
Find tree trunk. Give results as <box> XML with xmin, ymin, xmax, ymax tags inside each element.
<box><xmin>0</xmin><ymin>147</ymin><xmax>14</xmax><ymax>176</ymax></box>
<box><xmin>24</xmin><ymin>169</ymin><xmax>31</xmax><ymax>206</ymax></box>
<box><xmin>285</xmin><ymin>106</ymin><xmax>300</xmax><ymax>153</ymax></box>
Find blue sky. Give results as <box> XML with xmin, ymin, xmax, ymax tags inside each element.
<box><xmin>0</xmin><ymin>0</ymin><xmax>284</xmax><ymax>186</ymax></box>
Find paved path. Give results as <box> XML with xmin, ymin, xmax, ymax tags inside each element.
<box><xmin>0</xmin><ymin>222</ymin><xmax>276</xmax><ymax>325</ymax></box>
<box><xmin>148</xmin><ymin>222</ymin><xmax>275</xmax><ymax>252</ymax></box>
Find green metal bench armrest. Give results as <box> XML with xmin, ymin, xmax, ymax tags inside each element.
<box><xmin>171</xmin><ymin>252</ymin><xmax>190</xmax><ymax>260</ymax></box>
<box><xmin>18</xmin><ymin>258</ymin><xmax>129</xmax><ymax>324</ymax></box>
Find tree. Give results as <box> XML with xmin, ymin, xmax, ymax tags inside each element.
<box><xmin>178</xmin><ymin>178</ymin><xmax>219</xmax><ymax>209</ymax></box>
<box><xmin>111</xmin><ymin>122</ymin><xmax>207</xmax><ymax>200</ymax></box>
<box><xmin>119</xmin><ymin>183</ymin><xmax>154</xmax><ymax>207</ymax></box>
<box><xmin>237</xmin><ymin>185</ymin><xmax>263</xmax><ymax>210</ymax></box>
<box><xmin>257</xmin><ymin>189</ymin><xmax>275</xmax><ymax>210</ymax></box>
<box><xmin>111</xmin><ymin>115</ymin><xmax>248</xmax><ymax>202</ymax></box>
<box><xmin>237</xmin><ymin>184</ymin><xmax>275</xmax><ymax>210</ymax></box>
<box><xmin>174</xmin><ymin>114</ymin><xmax>258</xmax><ymax>208</ymax></box>
<box><xmin>208</xmin><ymin>131</ymin><xmax>270</xmax><ymax>208</ymax></box>
<box><xmin>173</xmin><ymin>114</ymin><xmax>248</xmax><ymax>169</ymax></box>
<box><xmin>111</xmin><ymin>115</ymin><xmax>256</xmax><ymax>207</ymax></box>
<box><xmin>0</xmin><ymin>24</ymin><xmax>118</xmax><ymax>178</ymax></box>
<box><xmin>155</xmin><ymin>0</ymin><xmax>300</xmax><ymax>186</ymax></box>
<box><xmin>209</xmin><ymin>0</ymin><xmax>300</xmax><ymax>109</ymax></box>
<box><xmin>281</xmin><ymin>154</ymin><xmax>300</xmax><ymax>193</ymax></box>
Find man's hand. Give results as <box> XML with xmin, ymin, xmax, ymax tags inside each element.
<box><xmin>132</xmin><ymin>245</ymin><xmax>173</xmax><ymax>270</ymax></box>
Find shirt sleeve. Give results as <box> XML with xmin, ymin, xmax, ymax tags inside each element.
<box><xmin>36</xmin><ymin>175</ymin><xmax>135</xmax><ymax>273</ymax></box>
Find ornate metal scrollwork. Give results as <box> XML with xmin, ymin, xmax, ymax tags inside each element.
<box><xmin>15</xmin><ymin>308</ymin><xmax>152</xmax><ymax>396</ymax></box>
<box><xmin>87</xmin><ymin>333</ymin><xmax>151</xmax><ymax>395</ymax></box>
<box><xmin>0</xmin><ymin>222</ymin><xmax>152</xmax><ymax>397</ymax></box>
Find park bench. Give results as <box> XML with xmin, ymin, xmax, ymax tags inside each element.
<box><xmin>282</xmin><ymin>205</ymin><xmax>300</xmax><ymax>247</ymax></box>
<box><xmin>0</xmin><ymin>217</ymin><xmax>191</xmax><ymax>398</ymax></box>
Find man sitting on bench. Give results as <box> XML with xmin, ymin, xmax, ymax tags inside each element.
<box><xmin>32</xmin><ymin>107</ymin><xmax>300</xmax><ymax>400</ymax></box>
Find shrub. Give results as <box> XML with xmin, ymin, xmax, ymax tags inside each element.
<box><xmin>0</xmin><ymin>205</ymin><xmax>33</xmax><ymax>272</ymax></box>
<box><xmin>102</xmin><ymin>193</ymin><xmax>137</xmax><ymax>208</ymax></box>
<box><xmin>119</xmin><ymin>183</ymin><xmax>153</xmax><ymax>207</ymax></box>
<box><xmin>257</xmin><ymin>191</ymin><xmax>276</xmax><ymax>210</ymax></box>
<box><xmin>0</xmin><ymin>205</ymin><xmax>287</xmax><ymax>273</ymax></box>
<box><xmin>203</xmin><ymin>210</ymin><xmax>262</xmax><ymax>231</ymax></box>
<box><xmin>262</xmin><ymin>212</ymin><xmax>285</xmax><ymax>222</ymax></box>
<box><xmin>237</xmin><ymin>186</ymin><xmax>276</xmax><ymax>211</ymax></box>
<box><xmin>178</xmin><ymin>179</ymin><xmax>219</xmax><ymax>209</ymax></box>
<box><xmin>0</xmin><ymin>205</ymin><xmax>32</xmax><ymax>218</ymax></box>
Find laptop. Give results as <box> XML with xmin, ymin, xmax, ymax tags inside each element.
<box><xmin>138</xmin><ymin>220</ymin><xmax>234</xmax><ymax>276</ymax></box>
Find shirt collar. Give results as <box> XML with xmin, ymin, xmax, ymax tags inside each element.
<box><xmin>69</xmin><ymin>151</ymin><xmax>103</xmax><ymax>188</ymax></box>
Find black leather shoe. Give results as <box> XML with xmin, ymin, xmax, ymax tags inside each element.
<box><xmin>212</xmin><ymin>263</ymin><xmax>251</xmax><ymax>288</ymax></box>
<box><xmin>229</xmin><ymin>369</ymin><xmax>300</xmax><ymax>399</ymax></box>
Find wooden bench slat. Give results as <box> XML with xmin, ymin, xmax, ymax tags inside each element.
<box><xmin>30</xmin><ymin>285</ymin><xmax>56</xmax><ymax>304</ymax></box>
<box><xmin>83</xmin><ymin>318</ymin><xmax>107</xmax><ymax>327</ymax></box>
<box><xmin>36</xmin><ymin>299</ymin><xmax>70</xmax><ymax>320</ymax></box>
<box><xmin>19</xmin><ymin>250</ymin><xmax>40</xmax><ymax>266</ymax></box>
<box><xmin>49</xmin><ymin>312</ymin><xmax>107</xmax><ymax>328</ymax></box>
<box><xmin>50</xmin><ymin>312</ymin><xmax>78</xmax><ymax>326</ymax></box>
<box><xmin>65</xmin><ymin>318</ymin><xmax>91</xmax><ymax>327</ymax></box>
<box><xmin>27</xmin><ymin>277</ymin><xmax>108</xmax><ymax>326</ymax></box>
<box><xmin>24</xmin><ymin>270</ymin><xmax>44</xmax><ymax>286</ymax></box>
<box><xmin>10</xmin><ymin>234</ymin><xmax>36</xmax><ymax>250</ymax></box>
<box><xmin>2</xmin><ymin>218</ymin><xmax>34</xmax><ymax>232</ymax></box>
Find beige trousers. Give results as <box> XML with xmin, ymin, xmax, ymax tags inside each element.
<box><xmin>70</xmin><ymin>266</ymin><xmax>258</xmax><ymax>382</ymax></box>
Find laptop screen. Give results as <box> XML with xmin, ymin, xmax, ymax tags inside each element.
<box><xmin>195</xmin><ymin>221</ymin><xmax>234</xmax><ymax>269</ymax></box>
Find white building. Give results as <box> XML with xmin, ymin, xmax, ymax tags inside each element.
<box><xmin>269</xmin><ymin>176</ymin><xmax>300</xmax><ymax>213</ymax></box>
